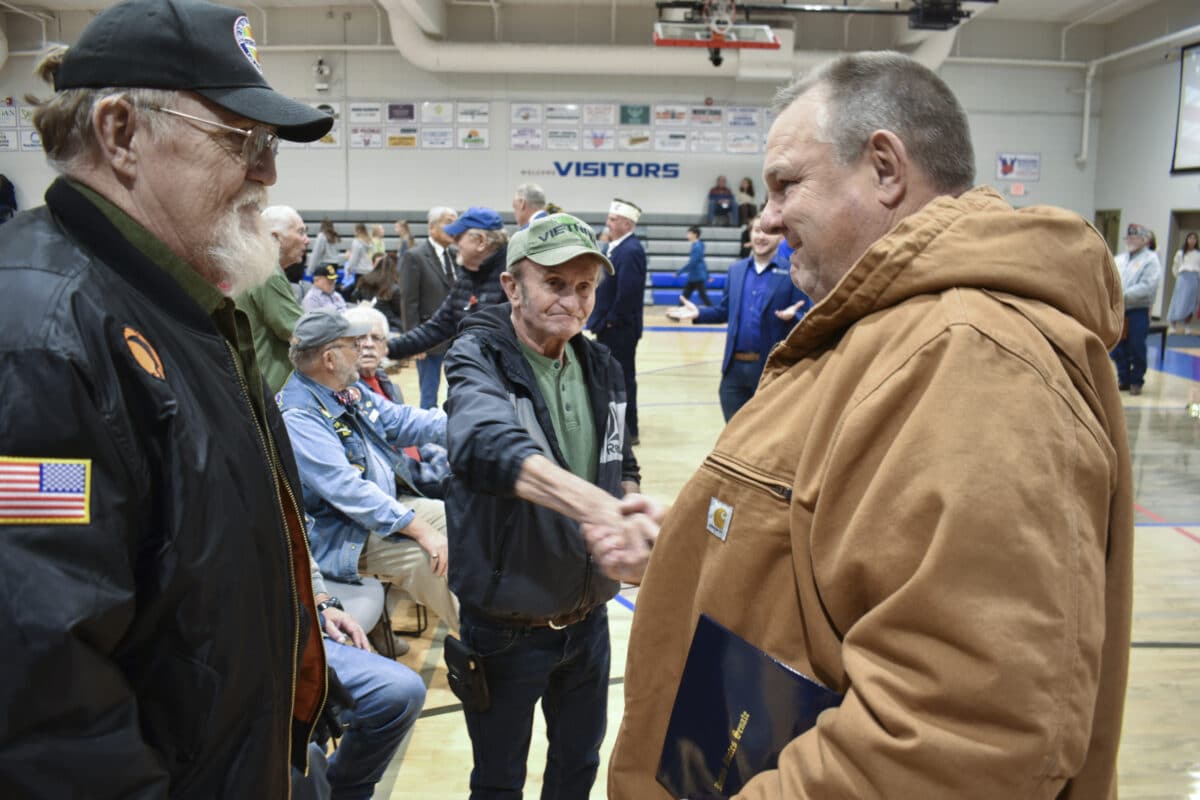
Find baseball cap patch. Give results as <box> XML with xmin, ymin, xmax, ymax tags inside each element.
<box><xmin>234</xmin><ymin>16</ymin><xmax>263</xmax><ymax>74</ymax></box>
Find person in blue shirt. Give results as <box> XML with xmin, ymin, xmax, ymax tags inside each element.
<box><xmin>676</xmin><ymin>225</ymin><xmax>711</xmax><ymax>306</ymax></box>
<box><xmin>667</xmin><ymin>214</ymin><xmax>809</xmax><ymax>420</ymax></box>
<box><xmin>278</xmin><ymin>309</ymin><xmax>459</xmax><ymax>632</ymax></box>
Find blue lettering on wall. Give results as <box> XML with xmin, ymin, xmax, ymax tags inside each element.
<box><xmin>550</xmin><ymin>161</ymin><xmax>681</xmax><ymax>179</ymax></box>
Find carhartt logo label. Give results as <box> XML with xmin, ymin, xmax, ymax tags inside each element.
<box><xmin>706</xmin><ymin>497</ymin><xmax>733</xmax><ymax>541</ymax></box>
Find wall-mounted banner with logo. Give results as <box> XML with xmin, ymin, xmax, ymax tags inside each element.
<box><xmin>995</xmin><ymin>152</ymin><xmax>1040</xmax><ymax>181</ymax></box>
<box><xmin>550</xmin><ymin>160</ymin><xmax>681</xmax><ymax>179</ymax></box>
<box><xmin>458</xmin><ymin>101</ymin><xmax>490</xmax><ymax>124</ymax></box>
<box><xmin>620</xmin><ymin>104</ymin><xmax>651</xmax><ymax>126</ymax></box>
<box><xmin>547</xmin><ymin>129</ymin><xmax>581</xmax><ymax>150</ymax></box>
<box><xmin>581</xmin><ymin>129</ymin><xmax>616</xmax><ymax>151</ymax></box>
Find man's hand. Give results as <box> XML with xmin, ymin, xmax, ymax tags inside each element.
<box><xmin>774</xmin><ymin>300</ymin><xmax>807</xmax><ymax>321</ymax></box>
<box><xmin>583</xmin><ymin>513</ymin><xmax>657</xmax><ymax>584</ymax></box>
<box><xmin>666</xmin><ymin>297</ymin><xmax>699</xmax><ymax>322</ymax></box>
<box><xmin>619</xmin><ymin>492</ymin><xmax>668</xmax><ymax>526</ymax></box>
<box><xmin>323</xmin><ymin>606</ymin><xmax>370</xmax><ymax>650</ymax></box>
<box><xmin>403</xmin><ymin>516</ymin><xmax>448</xmax><ymax>577</ymax></box>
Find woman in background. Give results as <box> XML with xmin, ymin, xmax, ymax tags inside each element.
<box><xmin>736</xmin><ymin>177</ymin><xmax>756</xmax><ymax>226</ymax></box>
<box><xmin>370</xmin><ymin>224</ymin><xmax>387</xmax><ymax>260</ymax></box>
<box><xmin>394</xmin><ymin>219</ymin><xmax>416</xmax><ymax>261</ymax></box>
<box><xmin>306</xmin><ymin>217</ymin><xmax>340</xmax><ymax>276</ymax></box>
<box><xmin>1167</xmin><ymin>231</ymin><xmax>1200</xmax><ymax>335</ymax></box>
<box><xmin>344</xmin><ymin>222</ymin><xmax>374</xmax><ymax>283</ymax></box>
<box><xmin>353</xmin><ymin>252</ymin><xmax>404</xmax><ymax>332</ymax></box>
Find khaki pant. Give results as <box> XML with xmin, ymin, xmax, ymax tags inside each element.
<box><xmin>359</xmin><ymin>497</ymin><xmax>460</xmax><ymax>635</ymax></box>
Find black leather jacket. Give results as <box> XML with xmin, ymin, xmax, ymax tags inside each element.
<box><xmin>0</xmin><ymin>180</ymin><xmax>325</xmax><ymax>798</ymax></box>
<box><xmin>442</xmin><ymin>304</ymin><xmax>639</xmax><ymax>621</ymax></box>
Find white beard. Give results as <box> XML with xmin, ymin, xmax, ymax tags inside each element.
<box><xmin>207</xmin><ymin>183</ymin><xmax>280</xmax><ymax>296</ymax></box>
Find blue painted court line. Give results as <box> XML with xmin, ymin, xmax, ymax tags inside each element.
<box><xmin>1149</xmin><ymin>344</ymin><xmax>1200</xmax><ymax>382</ymax></box>
<box><xmin>644</xmin><ymin>325</ymin><xmax>727</xmax><ymax>333</ymax></box>
<box><xmin>1137</xmin><ymin>522</ymin><xmax>1200</xmax><ymax>528</ymax></box>
<box><xmin>614</xmin><ymin>594</ymin><xmax>636</xmax><ymax>613</ymax></box>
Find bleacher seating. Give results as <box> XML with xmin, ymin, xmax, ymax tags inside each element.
<box><xmin>297</xmin><ymin>211</ymin><xmax>748</xmax><ymax>307</ymax></box>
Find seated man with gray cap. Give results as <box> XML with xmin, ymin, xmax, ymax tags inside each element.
<box><xmin>279</xmin><ymin>310</ymin><xmax>460</xmax><ymax>637</ymax></box>
<box><xmin>442</xmin><ymin>213</ymin><xmax>651</xmax><ymax>799</ymax></box>
<box><xmin>0</xmin><ymin>0</ymin><xmax>335</xmax><ymax>794</ymax></box>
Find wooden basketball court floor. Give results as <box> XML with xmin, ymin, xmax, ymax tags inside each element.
<box><xmin>375</xmin><ymin>322</ymin><xmax>1200</xmax><ymax>799</ymax></box>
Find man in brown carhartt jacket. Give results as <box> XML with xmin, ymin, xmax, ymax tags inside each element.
<box><xmin>602</xmin><ymin>53</ymin><xmax>1132</xmax><ymax>800</ymax></box>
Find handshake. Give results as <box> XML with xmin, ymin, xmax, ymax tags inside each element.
<box><xmin>582</xmin><ymin>493</ymin><xmax>665</xmax><ymax>584</ymax></box>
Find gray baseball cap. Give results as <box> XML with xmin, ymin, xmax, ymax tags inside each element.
<box><xmin>507</xmin><ymin>212</ymin><xmax>614</xmax><ymax>275</ymax></box>
<box><xmin>291</xmin><ymin>310</ymin><xmax>372</xmax><ymax>349</ymax></box>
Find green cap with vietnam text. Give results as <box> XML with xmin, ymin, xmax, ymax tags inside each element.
<box><xmin>507</xmin><ymin>213</ymin><xmax>614</xmax><ymax>275</ymax></box>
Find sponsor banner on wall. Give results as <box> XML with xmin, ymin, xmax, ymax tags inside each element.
<box><xmin>310</xmin><ymin>127</ymin><xmax>341</xmax><ymax>149</ymax></box>
<box><xmin>0</xmin><ymin>107</ymin><xmax>17</xmax><ymax>128</ymax></box>
<box><xmin>18</xmin><ymin>106</ymin><xmax>35</xmax><ymax>127</ymax></box>
<box><xmin>690</xmin><ymin>106</ymin><xmax>724</xmax><ymax>126</ymax></box>
<box><xmin>996</xmin><ymin>152</ymin><xmax>1041</xmax><ymax>181</ymax></box>
<box><xmin>348</xmin><ymin>103</ymin><xmax>382</xmax><ymax>124</ymax></box>
<box><xmin>619</xmin><ymin>128</ymin><xmax>652</xmax><ymax>151</ymax></box>
<box><xmin>349</xmin><ymin>125</ymin><xmax>384</xmax><ymax>148</ymax></box>
<box><xmin>654</xmin><ymin>104</ymin><xmax>689</xmax><ymax>126</ymax></box>
<box><xmin>725</xmin><ymin>132</ymin><xmax>761</xmax><ymax>154</ymax></box>
<box><xmin>582</xmin><ymin>103</ymin><xmax>617</xmax><ymax>125</ymax></box>
<box><xmin>545</xmin><ymin>104</ymin><xmax>581</xmax><ymax>124</ymax></box>
<box><xmin>511</xmin><ymin>103</ymin><xmax>543</xmax><ymax>124</ymax></box>
<box><xmin>458</xmin><ymin>127</ymin><xmax>489</xmax><ymax>149</ymax></box>
<box><xmin>421</xmin><ymin>127</ymin><xmax>454</xmax><ymax>148</ymax></box>
<box><xmin>689</xmin><ymin>130</ymin><xmax>724</xmax><ymax>153</ymax></box>
<box><xmin>581</xmin><ymin>129</ymin><xmax>616</xmax><ymax>151</ymax></box>
<box><xmin>655</xmin><ymin>130</ymin><xmax>689</xmax><ymax>152</ymax></box>
<box><xmin>0</xmin><ymin>129</ymin><xmax>19</xmax><ymax>151</ymax></box>
<box><xmin>20</xmin><ymin>128</ymin><xmax>43</xmax><ymax>151</ymax></box>
<box><xmin>458</xmin><ymin>101</ymin><xmax>490</xmax><ymax>124</ymax></box>
<box><xmin>387</xmin><ymin>103</ymin><xmax>416</xmax><ymax>122</ymax></box>
<box><xmin>386</xmin><ymin>126</ymin><xmax>419</xmax><ymax>148</ymax></box>
<box><xmin>511</xmin><ymin>127</ymin><xmax>544</xmax><ymax>150</ymax></box>
<box><xmin>546</xmin><ymin>128</ymin><xmax>581</xmax><ymax>150</ymax></box>
<box><xmin>421</xmin><ymin>101</ymin><xmax>454</xmax><ymax>124</ymax></box>
<box><xmin>725</xmin><ymin>106</ymin><xmax>762</xmax><ymax>128</ymax></box>
<box><xmin>620</xmin><ymin>104</ymin><xmax>651</xmax><ymax>126</ymax></box>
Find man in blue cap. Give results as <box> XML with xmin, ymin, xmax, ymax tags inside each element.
<box><xmin>0</xmin><ymin>0</ymin><xmax>334</xmax><ymax>795</ymax></box>
<box><xmin>387</xmin><ymin>207</ymin><xmax>510</xmax><ymax>402</ymax></box>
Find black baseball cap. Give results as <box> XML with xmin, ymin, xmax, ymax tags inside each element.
<box><xmin>55</xmin><ymin>0</ymin><xmax>333</xmax><ymax>142</ymax></box>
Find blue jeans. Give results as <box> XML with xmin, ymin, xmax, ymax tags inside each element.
<box><xmin>323</xmin><ymin>639</ymin><xmax>426</xmax><ymax>800</ymax></box>
<box><xmin>597</xmin><ymin>327</ymin><xmax>639</xmax><ymax>438</ymax></box>
<box><xmin>460</xmin><ymin>606</ymin><xmax>611</xmax><ymax>800</ymax></box>
<box><xmin>416</xmin><ymin>353</ymin><xmax>444</xmax><ymax>409</ymax></box>
<box><xmin>718</xmin><ymin>357</ymin><xmax>765</xmax><ymax>421</ymax></box>
<box><xmin>1111</xmin><ymin>307</ymin><xmax>1150</xmax><ymax>387</ymax></box>
<box><xmin>707</xmin><ymin>196</ymin><xmax>734</xmax><ymax>226</ymax></box>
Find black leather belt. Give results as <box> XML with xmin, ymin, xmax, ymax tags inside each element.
<box><xmin>732</xmin><ymin>351</ymin><xmax>761</xmax><ymax>362</ymax></box>
<box><xmin>476</xmin><ymin>604</ymin><xmax>600</xmax><ymax>631</ymax></box>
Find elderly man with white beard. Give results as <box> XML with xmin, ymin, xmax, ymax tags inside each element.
<box><xmin>0</xmin><ymin>0</ymin><xmax>337</xmax><ymax>796</ymax></box>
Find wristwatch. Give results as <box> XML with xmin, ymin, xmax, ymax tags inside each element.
<box><xmin>316</xmin><ymin>597</ymin><xmax>344</xmax><ymax>613</ymax></box>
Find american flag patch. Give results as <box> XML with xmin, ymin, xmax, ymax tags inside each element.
<box><xmin>0</xmin><ymin>457</ymin><xmax>92</xmax><ymax>524</ymax></box>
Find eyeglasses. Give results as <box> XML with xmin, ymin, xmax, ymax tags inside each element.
<box><xmin>325</xmin><ymin>340</ymin><xmax>363</xmax><ymax>354</ymax></box>
<box><xmin>145</xmin><ymin>105</ymin><xmax>279</xmax><ymax>168</ymax></box>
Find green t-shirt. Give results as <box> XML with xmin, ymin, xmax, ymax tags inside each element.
<box><xmin>518</xmin><ymin>339</ymin><xmax>597</xmax><ymax>483</ymax></box>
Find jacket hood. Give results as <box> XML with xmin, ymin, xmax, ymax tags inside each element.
<box><xmin>776</xmin><ymin>187</ymin><xmax>1122</xmax><ymax>362</ymax></box>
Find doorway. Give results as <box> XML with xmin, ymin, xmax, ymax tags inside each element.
<box><xmin>1094</xmin><ymin>210</ymin><xmax>1121</xmax><ymax>254</ymax></box>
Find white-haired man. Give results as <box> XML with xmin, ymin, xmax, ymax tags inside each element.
<box><xmin>608</xmin><ymin>51</ymin><xmax>1132</xmax><ymax>799</ymax></box>
<box><xmin>400</xmin><ymin>206</ymin><xmax>459</xmax><ymax>408</ymax></box>
<box><xmin>237</xmin><ymin>204</ymin><xmax>307</xmax><ymax>392</ymax></box>
<box><xmin>512</xmin><ymin>181</ymin><xmax>548</xmax><ymax>229</ymax></box>
<box><xmin>0</xmin><ymin>0</ymin><xmax>334</xmax><ymax>795</ymax></box>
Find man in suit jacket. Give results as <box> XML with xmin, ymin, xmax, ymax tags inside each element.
<box><xmin>668</xmin><ymin>214</ymin><xmax>809</xmax><ymax>420</ymax></box>
<box><xmin>587</xmin><ymin>198</ymin><xmax>647</xmax><ymax>443</ymax></box>
<box><xmin>401</xmin><ymin>206</ymin><xmax>458</xmax><ymax>408</ymax></box>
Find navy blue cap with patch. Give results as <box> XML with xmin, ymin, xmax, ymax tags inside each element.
<box><xmin>55</xmin><ymin>0</ymin><xmax>332</xmax><ymax>142</ymax></box>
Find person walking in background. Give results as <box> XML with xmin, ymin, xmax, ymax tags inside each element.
<box><xmin>394</xmin><ymin>219</ymin><xmax>415</xmax><ymax>260</ymax></box>
<box><xmin>1111</xmin><ymin>222</ymin><xmax>1162</xmax><ymax>395</ymax></box>
<box><xmin>667</xmin><ymin>214</ymin><xmax>809</xmax><ymax>420</ymax></box>
<box><xmin>399</xmin><ymin>206</ymin><xmax>460</xmax><ymax>408</ymax></box>
<box><xmin>736</xmin><ymin>177</ymin><xmax>756</xmax><ymax>226</ymax></box>
<box><xmin>675</xmin><ymin>225</ymin><xmax>711</xmax><ymax>306</ymax></box>
<box><xmin>587</xmin><ymin>198</ymin><xmax>647</xmax><ymax>445</ymax></box>
<box><xmin>1167</xmin><ymin>231</ymin><xmax>1199</xmax><ymax>335</ymax></box>
<box><xmin>352</xmin><ymin>251</ymin><xmax>404</xmax><ymax>332</ymax></box>
<box><xmin>308</xmin><ymin>217</ymin><xmax>340</xmax><ymax>276</ymax></box>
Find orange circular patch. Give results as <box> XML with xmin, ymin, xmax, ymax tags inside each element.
<box><xmin>123</xmin><ymin>326</ymin><xmax>166</xmax><ymax>381</ymax></box>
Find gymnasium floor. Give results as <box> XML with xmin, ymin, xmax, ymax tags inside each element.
<box><xmin>375</xmin><ymin>322</ymin><xmax>1200</xmax><ymax>799</ymax></box>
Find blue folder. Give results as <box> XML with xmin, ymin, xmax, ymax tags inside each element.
<box><xmin>656</xmin><ymin>614</ymin><xmax>843</xmax><ymax>799</ymax></box>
